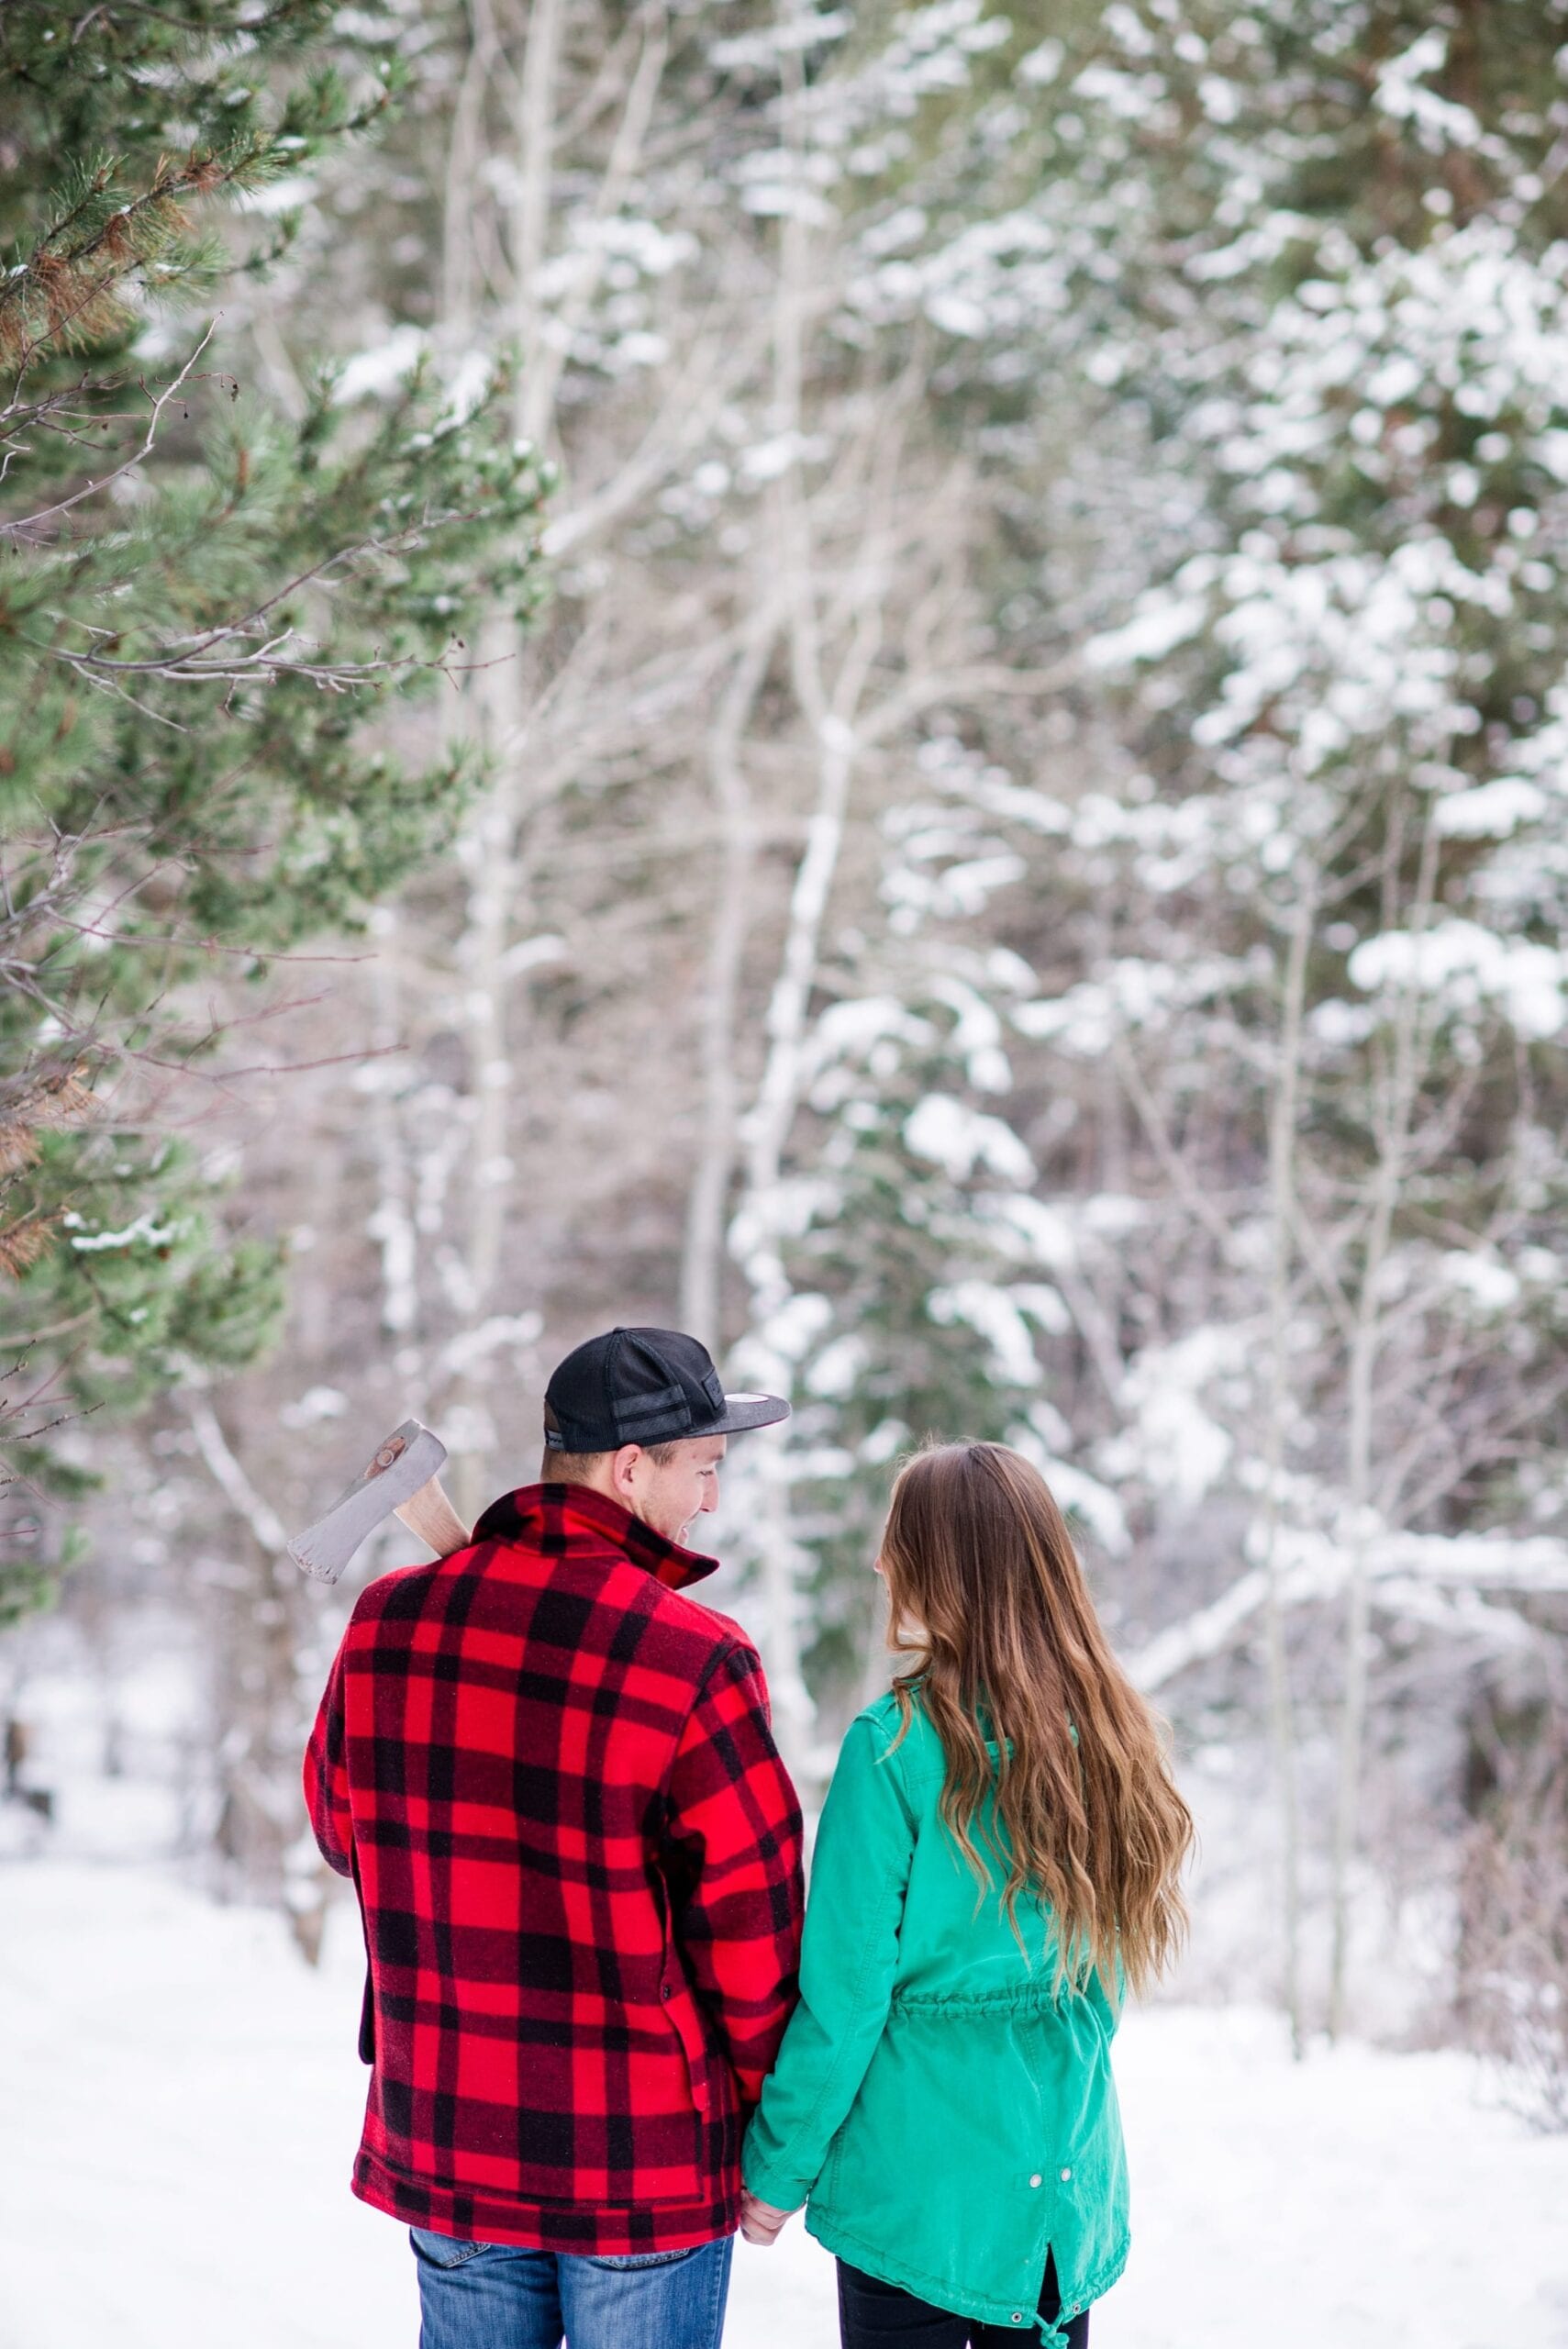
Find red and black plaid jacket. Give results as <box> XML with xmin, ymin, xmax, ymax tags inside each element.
<box><xmin>304</xmin><ymin>1482</ymin><xmax>805</xmax><ymax>2254</ymax></box>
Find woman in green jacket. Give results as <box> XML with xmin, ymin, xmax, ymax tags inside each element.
<box><xmin>740</xmin><ymin>1442</ymin><xmax>1194</xmax><ymax>2348</ymax></box>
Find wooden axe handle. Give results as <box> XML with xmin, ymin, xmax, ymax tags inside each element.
<box><xmin>394</xmin><ymin>1475</ymin><xmax>470</xmax><ymax>1559</ymax></box>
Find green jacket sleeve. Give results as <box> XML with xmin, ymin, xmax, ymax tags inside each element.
<box><xmin>741</xmin><ymin>1707</ymin><xmax>915</xmax><ymax>2210</ymax></box>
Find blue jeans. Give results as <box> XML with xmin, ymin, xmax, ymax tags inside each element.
<box><xmin>409</xmin><ymin>2228</ymin><xmax>734</xmax><ymax>2349</ymax></box>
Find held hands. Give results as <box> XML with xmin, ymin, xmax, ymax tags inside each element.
<box><xmin>740</xmin><ymin>2191</ymin><xmax>795</xmax><ymax>2247</ymax></box>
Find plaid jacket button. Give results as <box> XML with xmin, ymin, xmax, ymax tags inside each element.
<box><xmin>661</xmin><ymin>1984</ymin><xmax>672</xmax><ymax>1999</ymax></box>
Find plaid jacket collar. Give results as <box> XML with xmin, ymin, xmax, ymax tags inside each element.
<box><xmin>470</xmin><ymin>1479</ymin><xmax>721</xmax><ymax>1590</ymax></box>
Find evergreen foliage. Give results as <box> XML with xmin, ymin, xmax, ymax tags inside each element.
<box><xmin>995</xmin><ymin>0</ymin><xmax>1568</xmax><ymax>1548</ymax></box>
<box><xmin>759</xmin><ymin>747</ymin><xmax>1079</xmax><ymax>1687</ymax></box>
<box><xmin>706</xmin><ymin>2</ymin><xmax>1568</xmax><ymax>1750</ymax></box>
<box><xmin>0</xmin><ymin>1</ymin><xmax>550</xmax><ymax>1614</ymax></box>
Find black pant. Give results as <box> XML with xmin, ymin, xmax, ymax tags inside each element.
<box><xmin>836</xmin><ymin>2254</ymin><xmax>1091</xmax><ymax>2349</ymax></box>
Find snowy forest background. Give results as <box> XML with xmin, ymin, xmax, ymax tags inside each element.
<box><xmin>3</xmin><ymin>0</ymin><xmax>1567</xmax><ymax>2160</ymax></box>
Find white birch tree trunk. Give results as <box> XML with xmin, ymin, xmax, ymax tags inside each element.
<box><xmin>440</xmin><ymin>0</ymin><xmax>672</xmax><ymax>1516</ymax></box>
<box><xmin>719</xmin><ymin>50</ymin><xmax>900</xmax><ymax>1768</ymax></box>
<box><xmin>1328</xmin><ymin>810</ymin><xmax>1441</xmax><ymax>2039</ymax></box>
<box><xmin>365</xmin><ymin>912</ymin><xmax>422</xmax><ymax>1361</ymax></box>
<box><xmin>680</xmin><ymin>626</ymin><xmax>776</xmax><ymax>1348</ymax></box>
<box><xmin>445</xmin><ymin>0</ymin><xmax>565</xmax><ymax>1518</ymax></box>
<box><xmin>1259</xmin><ymin>884</ymin><xmax>1314</xmax><ymax>2055</ymax></box>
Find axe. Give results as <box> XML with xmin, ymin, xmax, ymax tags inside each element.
<box><xmin>289</xmin><ymin>1419</ymin><xmax>471</xmax><ymax>1585</ymax></box>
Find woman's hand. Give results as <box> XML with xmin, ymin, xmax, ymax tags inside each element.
<box><xmin>740</xmin><ymin>2191</ymin><xmax>795</xmax><ymax>2246</ymax></box>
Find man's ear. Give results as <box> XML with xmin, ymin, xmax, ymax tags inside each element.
<box><xmin>609</xmin><ymin>1444</ymin><xmax>643</xmax><ymax>1502</ymax></box>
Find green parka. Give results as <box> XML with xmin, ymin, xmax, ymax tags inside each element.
<box><xmin>741</xmin><ymin>1693</ymin><xmax>1129</xmax><ymax>2344</ymax></box>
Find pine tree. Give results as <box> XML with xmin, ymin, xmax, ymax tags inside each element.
<box><xmin>848</xmin><ymin>0</ymin><xmax>1568</xmax><ymax>2032</ymax></box>
<box><xmin>0</xmin><ymin>2</ymin><xmax>550</xmax><ymax>1616</ymax></box>
<box><xmin>731</xmin><ymin>736</ymin><xmax>1099</xmax><ymax>1708</ymax></box>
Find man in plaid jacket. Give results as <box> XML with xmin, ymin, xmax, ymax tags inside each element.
<box><xmin>305</xmin><ymin>1327</ymin><xmax>806</xmax><ymax>2349</ymax></box>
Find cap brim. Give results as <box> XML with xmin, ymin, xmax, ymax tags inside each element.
<box><xmin>708</xmin><ymin>1390</ymin><xmax>791</xmax><ymax>1435</ymax></box>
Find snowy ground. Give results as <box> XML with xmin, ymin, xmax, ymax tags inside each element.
<box><xmin>2</xmin><ymin>1860</ymin><xmax>1564</xmax><ymax>2349</ymax></box>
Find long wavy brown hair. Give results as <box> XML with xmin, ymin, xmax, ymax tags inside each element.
<box><xmin>880</xmin><ymin>1442</ymin><xmax>1194</xmax><ymax>2000</ymax></box>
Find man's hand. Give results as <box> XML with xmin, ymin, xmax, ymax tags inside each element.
<box><xmin>740</xmin><ymin>2191</ymin><xmax>795</xmax><ymax>2246</ymax></box>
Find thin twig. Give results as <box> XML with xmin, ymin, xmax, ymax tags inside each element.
<box><xmin>0</xmin><ymin>328</ymin><xmax>224</xmax><ymax>542</ymax></box>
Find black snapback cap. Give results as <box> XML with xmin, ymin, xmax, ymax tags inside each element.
<box><xmin>543</xmin><ymin>1326</ymin><xmax>789</xmax><ymax>1453</ymax></box>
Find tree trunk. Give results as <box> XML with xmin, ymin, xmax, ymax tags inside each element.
<box><xmin>1260</xmin><ymin>882</ymin><xmax>1314</xmax><ymax>2055</ymax></box>
<box><xmin>1328</xmin><ymin>809</ymin><xmax>1440</xmax><ymax>2038</ymax></box>
<box><xmin>680</xmin><ymin>627</ymin><xmax>775</xmax><ymax>1347</ymax></box>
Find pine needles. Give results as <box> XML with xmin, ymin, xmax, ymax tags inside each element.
<box><xmin>0</xmin><ymin>1</ymin><xmax>547</xmax><ymax>1611</ymax></box>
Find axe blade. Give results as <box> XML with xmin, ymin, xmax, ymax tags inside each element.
<box><xmin>290</xmin><ymin>1419</ymin><xmax>449</xmax><ymax>1585</ymax></box>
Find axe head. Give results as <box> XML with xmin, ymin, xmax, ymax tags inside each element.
<box><xmin>289</xmin><ymin>1419</ymin><xmax>448</xmax><ymax>1585</ymax></box>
